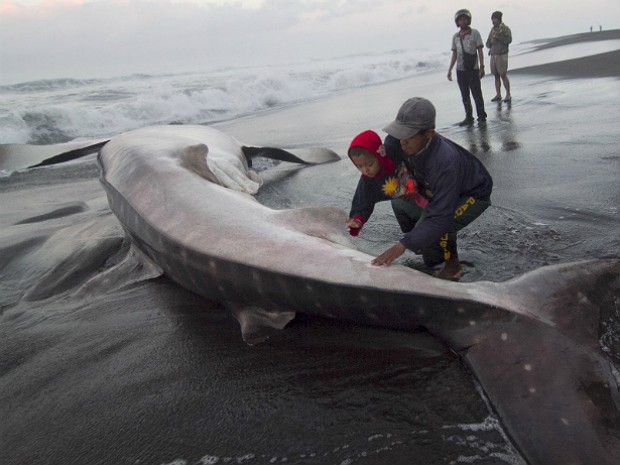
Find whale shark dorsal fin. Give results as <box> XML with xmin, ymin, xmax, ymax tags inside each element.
<box><xmin>272</xmin><ymin>206</ymin><xmax>352</xmax><ymax>246</ymax></box>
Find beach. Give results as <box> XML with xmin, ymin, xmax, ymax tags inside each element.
<box><xmin>1</xmin><ymin>31</ymin><xmax>619</xmax><ymax>465</ymax></box>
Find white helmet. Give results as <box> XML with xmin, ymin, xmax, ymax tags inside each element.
<box><xmin>454</xmin><ymin>9</ymin><xmax>472</xmax><ymax>27</ymax></box>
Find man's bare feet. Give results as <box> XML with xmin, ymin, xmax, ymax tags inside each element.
<box><xmin>435</xmin><ymin>259</ymin><xmax>463</xmax><ymax>281</ymax></box>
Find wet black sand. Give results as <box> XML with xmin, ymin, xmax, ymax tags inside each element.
<box><xmin>511</xmin><ymin>48</ymin><xmax>620</xmax><ymax>78</ymax></box>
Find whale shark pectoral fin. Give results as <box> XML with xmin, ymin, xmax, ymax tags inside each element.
<box><xmin>178</xmin><ymin>143</ymin><xmax>222</xmax><ymax>185</ymax></box>
<box><xmin>230</xmin><ymin>305</ymin><xmax>297</xmax><ymax>346</ymax></box>
<box><xmin>242</xmin><ymin>146</ymin><xmax>341</xmax><ymax>165</ymax></box>
<box><xmin>75</xmin><ymin>242</ymin><xmax>164</xmax><ymax>297</ymax></box>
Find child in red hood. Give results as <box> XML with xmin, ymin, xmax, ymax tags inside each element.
<box><xmin>346</xmin><ymin>130</ymin><xmax>427</xmax><ymax>236</ymax></box>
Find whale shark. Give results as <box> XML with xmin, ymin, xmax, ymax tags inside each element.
<box><xmin>95</xmin><ymin>125</ymin><xmax>620</xmax><ymax>465</ymax></box>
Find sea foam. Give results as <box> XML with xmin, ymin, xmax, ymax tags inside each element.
<box><xmin>0</xmin><ymin>49</ymin><xmax>446</xmax><ymax>145</ymax></box>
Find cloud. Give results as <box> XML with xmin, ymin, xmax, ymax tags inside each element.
<box><xmin>0</xmin><ymin>1</ymin><xmax>286</xmax><ymax>81</ymax></box>
<box><xmin>1</xmin><ymin>0</ymin><xmax>618</xmax><ymax>84</ymax></box>
<box><xmin>1</xmin><ymin>0</ymin><xmax>409</xmax><ymax>83</ymax></box>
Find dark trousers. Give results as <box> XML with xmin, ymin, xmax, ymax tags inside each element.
<box><xmin>457</xmin><ymin>69</ymin><xmax>487</xmax><ymax>120</ymax></box>
<box><xmin>391</xmin><ymin>196</ymin><xmax>491</xmax><ymax>267</ymax></box>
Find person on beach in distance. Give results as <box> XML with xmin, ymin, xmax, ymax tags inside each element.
<box><xmin>368</xmin><ymin>97</ymin><xmax>493</xmax><ymax>280</ymax></box>
<box><xmin>447</xmin><ymin>8</ymin><xmax>487</xmax><ymax>126</ymax></box>
<box><xmin>486</xmin><ymin>10</ymin><xmax>512</xmax><ymax>102</ymax></box>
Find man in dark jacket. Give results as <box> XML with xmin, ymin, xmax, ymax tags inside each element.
<box><xmin>372</xmin><ymin>97</ymin><xmax>493</xmax><ymax>280</ymax></box>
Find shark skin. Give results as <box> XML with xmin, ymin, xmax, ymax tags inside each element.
<box><xmin>97</xmin><ymin>125</ymin><xmax>620</xmax><ymax>465</ymax></box>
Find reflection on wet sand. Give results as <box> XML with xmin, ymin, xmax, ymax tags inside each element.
<box><xmin>464</xmin><ymin>123</ymin><xmax>490</xmax><ymax>154</ymax></box>
<box><xmin>463</xmin><ymin>101</ymin><xmax>521</xmax><ymax>154</ymax></box>
<box><xmin>495</xmin><ymin>101</ymin><xmax>522</xmax><ymax>152</ymax></box>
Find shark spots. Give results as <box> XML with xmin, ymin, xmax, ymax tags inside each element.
<box><xmin>97</xmin><ymin>125</ymin><xmax>620</xmax><ymax>464</ymax></box>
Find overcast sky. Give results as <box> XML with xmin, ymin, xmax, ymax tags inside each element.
<box><xmin>0</xmin><ymin>0</ymin><xmax>618</xmax><ymax>84</ymax></box>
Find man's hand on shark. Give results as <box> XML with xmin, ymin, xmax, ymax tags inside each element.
<box><xmin>372</xmin><ymin>242</ymin><xmax>406</xmax><ymax>266</ymax></box>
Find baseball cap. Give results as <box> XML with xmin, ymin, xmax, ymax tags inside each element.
<box><xmin>382</xmin><ymin>97</ymin><xmax>436</xmax><ymax>140</ymax></box>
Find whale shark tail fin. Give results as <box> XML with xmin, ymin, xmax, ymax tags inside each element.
<box><xmin>455</xmin><ymin>258</ymin><xmax>620</xmax><ymax>465</ymax></box>
<box><xmin>500</xmin><ymin>258</ymin><xmax>620</xmax><ymax>347</ymax></box>
<box><xmin>242</xmin><ymin>146</ymin><xmax>340</xmax><ymax>166</ymax></box>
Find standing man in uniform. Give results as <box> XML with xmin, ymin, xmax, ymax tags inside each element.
<box><xmin>447</xmin><ymin>9</ymin><xmax>487</xmax><ymax>126</ymax></box>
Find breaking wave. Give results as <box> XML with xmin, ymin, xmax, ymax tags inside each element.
<box><xmin>0</xmin><ymin>49</ymin><xmax>447</xmax><ymax>144</ymax></box>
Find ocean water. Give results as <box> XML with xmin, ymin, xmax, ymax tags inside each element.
<box><xmin>5</xmin><ymin>37</ymin><xmax>620</xmax><ymax>147</ymax></box>
<box><xmin>0</xmin><ymin>48</ymin><xmax>448</xmax><ymax>145</ymax></box>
